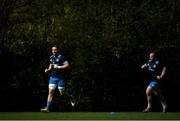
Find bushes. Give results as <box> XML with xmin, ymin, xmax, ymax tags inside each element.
<box><xmin>0</xmin><ymin>0</ymin><xmax>180</xmax><ymax>111</ymax></box>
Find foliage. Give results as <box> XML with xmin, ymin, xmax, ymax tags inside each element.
<box><xmin>0</xmin><ymin>0</ymin><xmax>180</xmax><ymax>111</ymax></box>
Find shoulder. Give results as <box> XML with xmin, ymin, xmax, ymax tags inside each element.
<box><xmin>154</xmin><ymin>59</ymin><xmax>160</xmax><ymax>65</ymax></box>
<box><xmin>50</xmin><ymin>54</ymin><xmax>54</xmax><ymax>58</ymax></box>
<box><xmin>57</xmin><ymin>54</ymin><xmax>62</xmax><ymax>58</ymax></box>
<box><xmin>58</xmin><ymin>54</ymin><xmax>68</xmax><ymax>61</ymax></box>
<box><xmin>57</xmin><ymin>54</ymin><xmax>64</xmax><ymax>59</ymax></box>
<box><xmin>155</xmin><ymin>59</ymin><xmax>166</xmax><ymax>67</ymax></box>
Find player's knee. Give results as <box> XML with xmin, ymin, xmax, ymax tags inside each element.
<box><xmin>59</xmin><ymin>90</ymin><xmax>63</xmax><ymax>96</ymax></box>
<box><xmin>58</xmin><ymin>88</ymin><xmax>64</xmax><ymax>96</ymax></box>
<box><xmin>146</xmin><ymin>91</ymin><xmax>151</xmax><ymax>96</ymax></box>
<box><xmin>146</xmin><ymin>86</ymin><xmax>152</xmax><ymax>95</ymax></box>
<box><xmin>49</xmin><ymin>84</ymin><xmax>57</xmax><ymax>90</ymax></box>
<box><xmin>59</xmin><ymin>92</ymin><xmax>63</xmax><ymax>96</ymax></box>
<box><xmin>48</xmin><ymin>89</ymin><xmax>55</xmax><ymax>95</ymax></box>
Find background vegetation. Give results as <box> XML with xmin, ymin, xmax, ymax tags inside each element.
<box><xmin>0</xmin><ymin>0</ymin><xmax>180</xmax><ymax>111</ymax></box>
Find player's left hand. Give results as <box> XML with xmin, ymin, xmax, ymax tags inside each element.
<box><xmin>157</xmin><ymin>76</ymin><xmax>161</xmax><ymax>80</ymax></box>
<box><xmin>45</xmin><ymin>68</ymin><xmax>50</xmax><ymax>73</ymax></box>
<box><xmin>54</xmin><ymin>65</ymin><xmax>61</xmax><ymax>69</ymax></box>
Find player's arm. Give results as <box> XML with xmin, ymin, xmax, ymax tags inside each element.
<box><xmin>54</xmin><ymin>61</ymin><xmax>70</xmax><ymax>69</ymax></box>
<box><xmin>157</xmin><ymin>66</ymin><xmax>166</xmax><ymax>80</ymax></box>
<box><xmin>45</xmin><ymin>64</ymin><xmax>53</xmax><ymax>72</ymax></box>
<box><xmin>141</xmin><ymin>63</ymin><xmax>147</xmax><ymax>69</ymax></box>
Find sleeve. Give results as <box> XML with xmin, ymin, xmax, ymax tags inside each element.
<box><xmin>62</xmin><ymin>56</ymin><xmax>69</xmax><ymax>65</ymax></box>
<box><xmin>49</xmin><ymin>55</ymin><xmax>53</xmax><ymax>64</ymax></box>
<box><xmin>157</xmin><ymin>60</ymin><xmax>166</xmax><ymax>69</ymax></box>
<box><xmin>59</xmin><ymin>55</ymin><xmax>69</xmax><ymax>65</ymax></box>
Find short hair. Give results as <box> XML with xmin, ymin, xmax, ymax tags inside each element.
<box><xmin>149</xmin><ymin>50</ymin><xmax>156</xmax><ymax>55</ymax></box>
<box><xmin>52</xmin><ymin>45</ymin><xmax>58</xmax><ymax>48</ymax></box>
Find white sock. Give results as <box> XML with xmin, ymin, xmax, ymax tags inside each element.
<box><xmin>147</xmin><ymin>104</ymin><xmax>151</xmax><ymax>108</ymax></box>
<box><xmin>161</xmin><ymin>101</ymin><xmax>167</xmax><ymax>108</ymax></box>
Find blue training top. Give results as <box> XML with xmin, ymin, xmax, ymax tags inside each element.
<box><xmin>49</xmin><ymin>53</ymin><xmax>69</xmax><ymax>77</ymax></box>
<box><xmin>145</xmin><ymin>58</ymin><xmax>165</xmax><ymax>81</ymax></box>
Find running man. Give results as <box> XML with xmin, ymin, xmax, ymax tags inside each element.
<box><xmin>41</xmin><ymin>46</ymin><xmax>75</xmax><ymax>112</ymax></box>
<box><xmin>141</xmin><ymin>52</ymin><xmax>167</xmax><ymax>112</ymax></box>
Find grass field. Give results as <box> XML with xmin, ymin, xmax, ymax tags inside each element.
<box><xmin>0</xmin><ymin>112</ymin><xmax>180</xmax><ymax>120</ymax></box>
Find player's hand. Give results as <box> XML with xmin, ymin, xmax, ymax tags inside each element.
<box><xmin>141</xmin><ymin>64</ymin><xmax>147</xmax><ymax>69</ymax></box>
<box><xmin>157</xmin><ymin>75</ymin><xmax>161</xmax><ymax>80</ymax></box>
<box><xmin>54</xmin><ymin>65</ymin><xmax>61</xmax><ymax>69</ymax></box>
<box><xmin>53</xmin><ymin>65</ymin><xmax>58</xmax><ymax>69</ymax></box>
<box><xmin>45</xmin><ymin>68</ymin><xmax>50</xmax><ymax>73</ymax></box>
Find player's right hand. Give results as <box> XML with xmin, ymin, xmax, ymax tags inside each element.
<box><xmin>45</xmin><ymin>68</ymin><xmax>49</xmax><ymax>73</ymax></box>
<box><xmin>141</xmin><ymin>64</ymin><xmax>147</xmax><ymax>69</ymax></box>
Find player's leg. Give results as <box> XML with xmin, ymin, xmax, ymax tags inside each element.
<box><xmin>59</xmin><ymin>88</ymin><xmax>64</xmax><ymax>96</ymax></box>
<box><xmin>58</xmin><ymin>78</ymin><xmax>75</xmax><ymax>107</ymax></box>
<box><xmin>41</xmin><ymin>78</ymin><xmax>57</xmax><ymax>112</ymax></box>
<box><xmin>69</xmin><ymin>94</ymin><xmax>75</xmax><ymax>107</ymax></box>
<box><xmin>61</xmin><ymin>91</ymin><xmax>75</xmax><ymax>107</ymax></box>
<box><xmin>47</xmin><ymin>85</ymin><xmax>56</xmax><ymax>108</ymax></box>
<box><xmin>154</xmin><ymin>89</ymin><xmax>167</xmax><ymax>112</ymax></box>
<box><xmin>143</xmin><ymin>85</ymin><xmax>153</xmax><ymax>112</ymax></box>
<box><xmin>57</xmin><ymin>78</ymin><xmax>65</xmax><ymax>109</ymax></box>
<box><xmin>41</xmin><ymin>84</ymin><xmax>56</xmax><ymax>112</ymax></box>
<box><xmin>58</xmin><ymin>78</ymin><xmax>65</xmax><ymax>96</ymax></box>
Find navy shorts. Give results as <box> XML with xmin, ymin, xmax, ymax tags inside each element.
<box><xmin>149</xmin><ymin>81</ymin><xmax>159</xmax><ymax>90</ymax></box>
<box><xmin>49</xmin><ymin>77</ymin><xmax>65</xmax><ymax>90</ymax></box>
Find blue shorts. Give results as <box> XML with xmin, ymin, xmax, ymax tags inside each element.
<box><xmin>149</xmin><ymin>81</ymin><xmax>159</xmax><ymax>90</ymax></box>
<box><xmin>49</xmin><ymin>77</ymin><xmax>65</xmax><ymax>90</ymax></box>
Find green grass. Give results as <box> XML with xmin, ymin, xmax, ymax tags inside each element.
<box><xmin>0</xmin><ymin>112</ymin><xmax>180</xmax><ymax>120</ymax></box>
